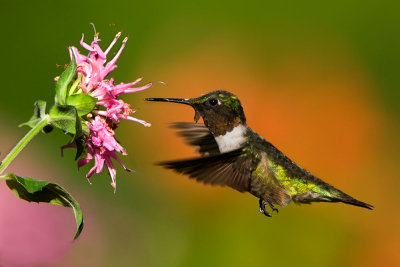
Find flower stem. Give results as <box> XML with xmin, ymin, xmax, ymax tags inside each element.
<box><xmin>0</xmin><ymin>115</ymin><xmax>50</xmax><ymax>175</ymax></box>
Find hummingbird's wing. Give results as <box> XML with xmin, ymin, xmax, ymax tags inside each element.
<box><xmin>170</xmin><ymin>122</ymin><xmax>220</xmax><ymax>156</ymax></box>
<box><xmin>157</xmin><ymin>148</ymin><xmax>252</xmax><ymax>192</ymax></box>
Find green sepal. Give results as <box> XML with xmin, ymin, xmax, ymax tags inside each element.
<box><xmin>19</xmin><ymin>100</ymin><xmax>47</xmax><ymax>129</ymax></box>
<box><xmin>66</xmin><ymin>94</ymin><xmax>97</xmax><ymax>116</ymax></box>
<box><xmin>49</xmin><ymin>104</ymin><xmax>82</xmax><ymax>138</ymax></box>
<box><xmin>0</xmin><ymin>173</ymin><xmax>84</xmax><ymax>239</ymax></box>
<box><xmin>55</xmin><ymin>55</ymin><xmax>77</xmax><ymax>105</ymax></box>
<box><xmin>74</xmin><ymin>136</ymin><xmax>86</xmax><ymax>160</ymax></box>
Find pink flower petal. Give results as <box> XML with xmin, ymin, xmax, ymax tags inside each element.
<box><xmin>109</xmin><ymin>152</ymin><xmax>133</xmax><ymax>172</ymax></box>
<box><xmin>120</xmin><ymin>82</ymin><xmax>153</xmax><ymax>94</ymax></box>
<box><xmin>80</xmin><ymin>34</ymin><xmax>96</xmax><ymax>52</ymax></box>
<box><xmin>101</xmin><ymin>37</ymin><xmax>128</xmax><ymax>78</ymax></box>
<box><xmin>104</xmin><ymin>156</ymin><xmax>117</xmax><ymax>192</ymax></box>
<box><xmin>104</xmin><ymin>32</ymin><xmax>122</xmax><ymax>55</ymax></box>
<box><xmin>60</xmin><ymin>142</ymin><xmax>76</xmax><ymax>157</ymax></box>
<box><xmin>125</xmin><ymin>116</ymin><xmax>152</xmax><ymax>127</ymax></box>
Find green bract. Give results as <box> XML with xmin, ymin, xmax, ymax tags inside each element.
<box><xmin>66</xmin><ymin>93</ymin><xmax>97</xmax><ymax>117</ymax></box>
<box><xmin>49</xmin><ymin>104</ymin><xmax>82</xmax><ymax>137</ymax></box>
<box><xmin>55</xmin><ymin>56</ymin><xmax>77</xmax><ymax>105</ymax></box>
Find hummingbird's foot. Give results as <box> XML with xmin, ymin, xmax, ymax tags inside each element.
<box><xmin>266</xmin><ymin>201</ymin><xmax>279</xmax><ymax>214</ymax></box>
<box><xmin>259</xmin><ymin>199</ymin><xmax>272</xmax><ymax>217</ymax></box>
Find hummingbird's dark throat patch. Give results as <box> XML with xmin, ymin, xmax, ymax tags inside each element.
<box><xmin>204</xmin><ymin>116</ymin><xmax>242</xmax><ymax>136</ymax></box>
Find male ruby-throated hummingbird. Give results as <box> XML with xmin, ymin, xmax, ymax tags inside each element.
<box><xmin>146</xmin><ymin>91</ymin><xmax>373</xmax><ymax>216</ymax></box>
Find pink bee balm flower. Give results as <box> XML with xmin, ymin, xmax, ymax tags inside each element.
<box><xmin>63</xmin><ymin>31</ymin><xmax>151</xmax><ymax>191</ymax></box>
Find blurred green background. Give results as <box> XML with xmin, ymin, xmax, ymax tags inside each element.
<box><xmin>0</xmin><ymin>0</ymin><xmax>399</xmax><ymax>266</ymax></box>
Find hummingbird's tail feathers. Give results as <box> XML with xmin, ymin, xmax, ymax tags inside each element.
<box><xmin>293</xmin><ymin>192</ymin><xmax>374</xmax><ymax>210</ymax></box>
<box><xmin>335</xmin><ymin>196</ymin><xmax>374</xmax><ymax>210</ymax></box>
<box><xmin>327</xmin><ymin>186</ymin><xmax>374</xmax><ymax>210</ymax></box>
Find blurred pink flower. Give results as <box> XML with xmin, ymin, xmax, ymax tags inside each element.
<box><xmin>64</xmin><ymin>31</ymin><xmax>151</xmax><ymax>190</ymax></box>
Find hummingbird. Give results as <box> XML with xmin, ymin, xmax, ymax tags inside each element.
<box><xmin>146</xmin><ymin>90</ymin><xmax>373</xmax><ymax>216</ymax></box>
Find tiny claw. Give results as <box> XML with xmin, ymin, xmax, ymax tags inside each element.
<box><xmin>265</xmin><ymin>199</ymin><xmax>279</xmax><ymax>214</ymax></box>
<box><xmin>260</xmin><ymin>209</ymin><xmax>272</xmax><ymax>217</ymax></box>
<box><xmin>271</xmin><ymin>206</ymin><xmax>279</xmax><ymax>213</ymax></box>
<box><xmin>259</xmin><ymin>199</ymin><xmax>273</xmax><ymax>217</ymax></box>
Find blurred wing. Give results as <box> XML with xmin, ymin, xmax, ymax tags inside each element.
<box><xmin>170</xmin><ymin>122</ymin><xmax>220</xmax><ymax>156</ymax></box>
<box><xmin>158</xmin><ymin>148</ymin><xmax>251</xmax><ymax>192</ymax></box>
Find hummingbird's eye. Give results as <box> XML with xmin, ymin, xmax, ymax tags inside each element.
<box><xmin>209</xmin><ymin>98</ymin><xmax>218</xmax><ymax>106</ymax></box>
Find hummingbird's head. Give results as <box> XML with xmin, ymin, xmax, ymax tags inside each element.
<box><xmin>146</xmin><ymin>90</ymin><xmax>246</xmax><ymax>135</ymax></box>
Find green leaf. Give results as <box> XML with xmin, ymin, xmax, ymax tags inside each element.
<box><xmin>55</xmin><ymin>55</ymin><xmax>77</xmax><ymax>105</ymax></box>
<box><xmin>66</xmin><ymin>94</ymin><xmax>97</xmax><ymax>116</ymax></box>
<box><xmin>49</xmin><ymin>104</ymin><xmax>82</xmax><ymax>137</ymax></box>
<box><xmin>1</xmin><ymin>173</ymin><xmax>84</xmax><ymax>239</ymax></box>
<box><xmin>19</xmin><ymin>100</ymin><xmax>47</xmax><ymax>128</ymax></box>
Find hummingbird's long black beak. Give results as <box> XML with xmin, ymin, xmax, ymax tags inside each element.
<box><xmin>145</xmin><ymin>97</ymin><xmax>201</xmax><ymax>122</ymax></box>
<box><xmin>145</xmin><ymin>97</ymin><xmax>192</xmax><ymax>106</ymax></box>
